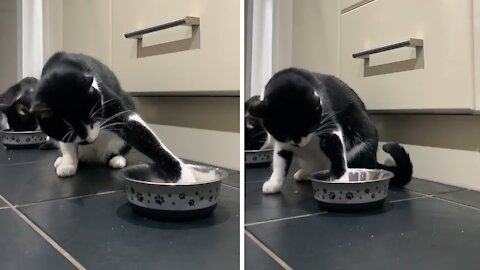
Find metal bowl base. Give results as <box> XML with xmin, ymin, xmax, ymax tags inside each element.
<box><xmin>130</xmin><ymin>203</ymin><xmax>217</xmax><ymax>221</ymax></box>
<box><xmin>3</xmin><ymin>143</ymin><xmax>41</xmax><ymax>149</ymax></box>
<box><xmin>317</xmin><ymin>199</ymin><xmax>386</xmax><ymax>212</ymax></box>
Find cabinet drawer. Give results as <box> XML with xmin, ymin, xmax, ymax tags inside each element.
<box><xmin>112</xmin><ymin>0</ymin><xmax>239</xmax><ymax>94</ymax></box>
<box><xmin>340</xmin><ymin>0</ymin><xmax>474</xmax><ymax>111</ymax></box>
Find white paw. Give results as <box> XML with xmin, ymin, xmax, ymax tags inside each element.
<box><xmin>176</xmin><ymin>164</ymin><xmax>197</xmax><ymax>184</ymax></box>
<box><xmin>108</xmin><ymin>155</ymin><xmax>126</xmax><ymax>169</ymax></box>
<box><xmin>56</xmin><ymin>164</ymin><xmax>77</xmax><ymax>177</ymax></box>
<box><xmin>332</xmin><ymin>173</ymin><xmax>350</xmax><ymax>182</ymax></box>
<box><xmin>54</xmin><ymin>156</ymin><xmax>63</xmax><ymax>168</ymax></box>
<box><xmin>262</xmin><ymin>179</ymin><xmax>283</xmax><ymax>194</ymax></box>
<box><xmin>293</xmin><ymin>169</ymin><xmax>310</xmax><ymax>181</ymax></box>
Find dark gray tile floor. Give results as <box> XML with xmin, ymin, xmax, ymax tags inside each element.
<box><xmin>245</xmin><ymin>234</ymin><xmax>283</xmax><ymax>270</ymax></box>
<box><xmin>245</xmin><ymin>165</ymin><xmax>480</xmax><ymax>270</ymax></box>
<box><xmin>0</xmin><ymin>147</ymin><xmax>239</xmax><ymax>269</ymax></box>
<box><xmin>0</xmin><ymin>208</ymin><xmax>74</xmax><ymax>270</ymax></box>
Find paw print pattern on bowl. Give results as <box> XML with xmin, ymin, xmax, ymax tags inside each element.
<box><xmin>154</xmin><ymin>195</ymin><xmax>165</xmax><ymax>205</ymax></box>
<box><xmin>328</xmin><ymin>192</ymin><xmax>336</xmax><ymax>200</ymax></box>
<box><xmin>346</xmin><ymin>192</ymin><xmax>354</xmax><ymax>200</ymax></box>
<box><xmin>136</xmin><ymin>193</ymin><xmax>144</xmax><ymax>202</ymax></box>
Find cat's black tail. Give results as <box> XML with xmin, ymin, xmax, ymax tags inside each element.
<box><xmin>376</xmin><ymin>142</ymin><xmax>413</xmax><ymax>187</ymax></box>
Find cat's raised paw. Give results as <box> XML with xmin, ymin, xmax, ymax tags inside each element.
<box><xmin>54</xmin><ymin>156</ymin><xmax>63</xmax><ymax>168</ymax></box>
<box><xmin>176</xmin><ymin>165</ymin><xmax>197</xmax><ymax>184</ymax></box>
<box><xmin>56</xmin><ymin>164</ymin><xmax>77</xmax><ymax>177</ymax></box>
<box><xmin>293</xmin><ymin>169</ymin><xmax>310</xmax><ymax>182</ymax></box>
<box><xmin>262</xmin><ymin>180</ymin><xmax>282</xmax><ymax>194</ymax></box>
<box><xmin>108</xmin><ymin>155</ymin><xmax>126</xmax><ymax>169</ymax></box>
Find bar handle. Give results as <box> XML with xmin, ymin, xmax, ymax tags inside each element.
<box><xmin>125</xmin><ymin>16</ymin><xmax>200</xmax><ymax>39</ymax></box>
<box><xmin>352</xmin><ymin>38</ymin><xmax>423</xmax><ymax>59</ymax></box>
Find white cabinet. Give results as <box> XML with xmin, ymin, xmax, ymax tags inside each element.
<box><xmin>340</xmin><ymin>0</ymin><xmax>475</xmax><ymax>111</ymax></box>
<box><xmin>112</xmin><ymin>0</ymin><xmax>239</xmax><ymax>94</ymax></box>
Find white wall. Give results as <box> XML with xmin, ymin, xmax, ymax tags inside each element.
<box><xmin>21</xmin><ymin>0</ymin><xmax>43</xmax><ymax>78</ymax></box>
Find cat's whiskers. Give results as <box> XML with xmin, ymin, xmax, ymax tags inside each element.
<box><xmin>99</xmin><ymin>110</ymin><xmax>132</xmax><ymax>128</ymax></box>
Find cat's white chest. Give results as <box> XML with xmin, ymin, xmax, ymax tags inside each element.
<box><xmin>77</xmin><ymin>130</ymin><xmax>126</xmax><ymax>162</ymax></box>
<box><xmin>284</xmin><ymin>136</ymin><xmax>330</xmax><ymax>171</ymax></box>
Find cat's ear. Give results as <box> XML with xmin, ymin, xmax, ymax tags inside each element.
<box><xmin>247</xmin><ymin>98</ymin><xmax>268</xmax><ymax>119</ymax></box>
<box><xmin>30</xmin><ymin>102</ymin><xmax>52</xmax><ymax>119</ymax></box>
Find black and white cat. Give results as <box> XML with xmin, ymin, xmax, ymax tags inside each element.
<box><xmin>0</xmin><ymin>77</ymin><xmax>39</xmax><ymax>131</ymax></box>
<box><xmin>32</xmin><ymin>52</ymin><xmax>195</xmax><ymax>182</ymax></box>
<box><xmin>245</xmin><ymin>95</ymin><xmax>271</xmax><ymax>150</ymax></box>
<box><xmin>247</xmin><ymin>68</ymin><xmax>413</xmax><ymax>194</ymax></box>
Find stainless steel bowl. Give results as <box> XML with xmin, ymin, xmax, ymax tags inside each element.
<box><xmin>0</xmin><ymin>129</ymin><xmax>47</xmax><ymax>149</ymax></box>
<box><xmin>121</xmin><ymin>164</ymin><xmax>228</xmax><ymax>221</ymax></box>
<box><xmin>309</xmin><ymin>169</ymin><xmax>394</xmax><ymax>212</ymax></box>
<box><xmin>245</xmin><ymin>148</ymin><xmax>273</xmax><ymax>168</ymax></box>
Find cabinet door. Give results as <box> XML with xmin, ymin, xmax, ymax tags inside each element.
<box><xmin>112</xmin><ymin>0</ymin><xmax>239</xmax><ymax>94</ymax></box>
<box><xmin>340</xmin><ymin>0</ymin><xmax>474</xmax><ymax>111</ymax></box>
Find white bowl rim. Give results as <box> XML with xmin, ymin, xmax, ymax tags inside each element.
<box><xmin>0</xmin><ymin>129</ymin><xmax>45</xmax><ymax>135</ymax></box>
<box><xmin>309</xmin><ymin>169</ymin><xmax>394</xmax><ymax>184</ymax></box>
<box><xmin>121</xmin><ymin>164</ymin><xmax>228</xmax><ymax>187</ymax></box>
<box><xmin>245</xmin><ymin>148</ymin><xmax>273</xmax><ymax>154</ymax></box>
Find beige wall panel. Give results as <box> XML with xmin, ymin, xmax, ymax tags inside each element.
<box><xmin>0</xmin><ymin>0</ymin><xmax>18</xmax><ymax>92</ymax></box>
<box><xmin>341</xmin><ymin>0</ymin><xmax>474</xmax><ymax>111</ymax></box>
<box><xmin>62</xmin><ymin>0</ymin><xmax>112</xmax><ymax>67</ymax></box>
<box><xmin>378</xmin><ymin>142</ymin><xmax>480</xmax><ymax>191</ymax></box>
<box><xmin>292</xmin><ymin>0</ymin><xmax>340</xmax><ymax>76</ymax></box>
<box><xmin>149</xmin><ymin>124</ymin><xmax>239</xmax><ymax>170</ymax></box>
<box><xmin>112</xmin><ymin>0</ymin><xmax>240</xmax><ymax>93</ymax></box>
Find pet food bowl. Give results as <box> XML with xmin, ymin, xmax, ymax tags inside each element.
<box><xmin>0</xmin><ymin>129</ymin><xmax>47</xmax><ymax>149</ymax></box>
<box><xmin>245</xmin><ymin>149</ymin><xmax>273</xmax><ymax>168</ymax></box>
<box><xmin>309</xmin><ymin>169</ymin><xmax>394</xmax><ymax>212</ymax></box>
<box><xmin>121</xmin><ymin>164</ymin><xmax>228</xmax><ymax>221</ymax></box>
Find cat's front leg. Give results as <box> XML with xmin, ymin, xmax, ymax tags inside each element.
<box><xmin>56</xmin><ymin>142</ymin><xmax>78</xmax><ymax>177</ymax></box>
<box><xmin>115</xmin><ymin>113</ymin><xmax>195</xmax><ymax>183</ymax></box>
<box><xmin>319</xmin><ymin>131</ymin><xmax>348</xmax><ymax>181</ymax></box>
<box><xmin>262</xmin><ymin>142</ymin><xmax>293</xmax><ymax>194</ymax></box>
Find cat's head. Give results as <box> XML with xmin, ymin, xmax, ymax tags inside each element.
<box><xmin>248</xmin><ymin>70</ymin><xmax>322</xmax><ymax>147</ymax></box>
<box><xmin>245</xmin><ymin>95</ymin><xmax>268</xmax><ymax>150</ymax></box>
<box><xmin>31</xmin><ymin>70</ymin><xmax>103</xmax><ymax>144</ymax></box>
<box><xmin>0</xmin><ymin>77</ymin><xmax>39</xmax><ymax>131</ymax></box>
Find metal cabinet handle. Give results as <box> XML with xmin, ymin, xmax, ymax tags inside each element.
<box><xmin>352</xmin><ymin>38</ymin><xmax>423</xmax><ymax>59</ymax></box>
<box><xmin>125</xmin><ymin>16</ymin><xmax>200</xmax><ymax>39</ymax></box>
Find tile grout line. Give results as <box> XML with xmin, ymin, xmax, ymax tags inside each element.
<box><xmin>430</xmin><ymin>196</ymin><xmax>480</xmax><ymax>212</ymax></box>
<box><xmin>245</xmin><ymin>230</ymin><xmax>293</xmax><ymax>270</ymax></box>
<box><xmin>244</xmin><ymin>194</ymin><xmax>431</xmax><ymax>227</ymax></box>
<box><xmin>245</xmin><ymin>212</ymin><xmax>327</xmax><ymax>227</ymax></box>
<box><xmin>222</xmin><ymin>183</ymin><xmax>240</xmax><ymax>190</ymax></box>
<box><xmin>389</xmin><ymin>195</ymin><xmax>429</xmax><ymax>203</ymax></box>
<box><xmin>15</xmin><ymin>190</ymin><xmax>123</xmax><ymax>209</ymax></box>
<box><xmin>0</xmin><ymin>195</ymin><xmax>86</xmax><ymax>270</ymax></box>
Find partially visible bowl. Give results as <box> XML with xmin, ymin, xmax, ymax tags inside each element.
<box><xmin>0</xmin><ymin>129</ymin><xmax>47</xmax><ymax>149</ymax></box>
<box><xmin>121</xmin><ymin>164</ymin><xmax>228</xmax><ymax>221</ymax></box>
<box><xmin>309</xmin><ymin>169</ymin><xmax>394</xmax><ymax>212</ymax></box>
<box><xmin>245</xmin><ymin>148</ymin><xmax>273</xmax><ymax>168</ymax></box>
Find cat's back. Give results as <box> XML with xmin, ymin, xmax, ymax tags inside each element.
<box><xmin>312</xmin><ymin>72</ymin><xmax>367</xmax><ymax>112</ymax></box>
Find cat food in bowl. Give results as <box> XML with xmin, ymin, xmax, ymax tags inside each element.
<box><xmin>309</xmin><ymin>169</ymin><xmax>394</xmax><ymax>212</ymax></box>
<box><xmin>121</xmin><ymin>164</ymin><xmax>228</xmax><ymax>221</ymax></box>
<box><xmin>245</xmin><ymin>149</ymin><xmax>273</xmax><ymax>168</ymax></box>
<box><xmin>0</xmin><ymin>129</ymin><xmax>47</xmax><ymax>149</ymax></box>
